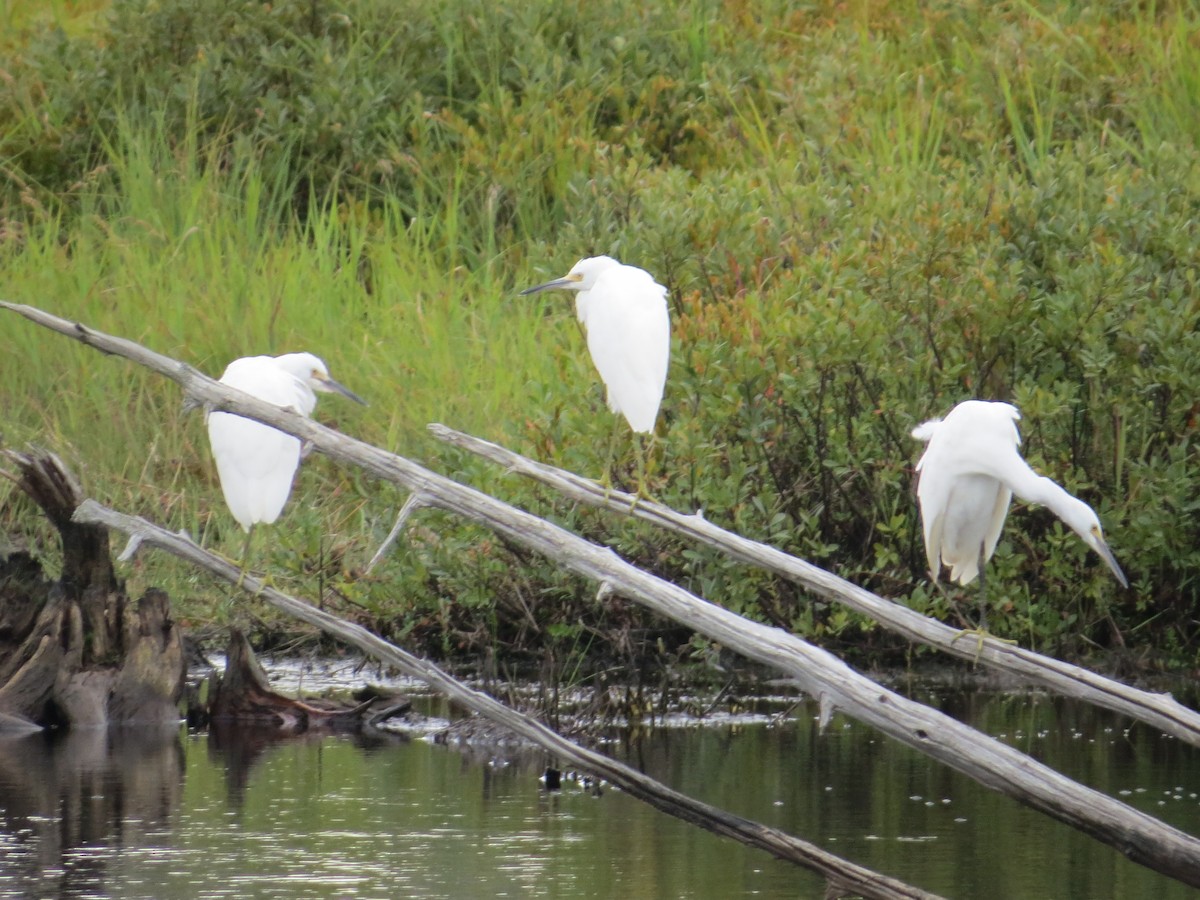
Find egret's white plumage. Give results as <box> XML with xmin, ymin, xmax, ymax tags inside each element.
<box><xmin>207</xmin><ymin>352</ymin><xmax>364</xmax><ymax>532</ymax></box>
<box><xmin>521</xmin><ymin>256</ymin><xmax>670</xmax><ymax>433</ymax></box>
<box><xmin>912</xmin><ymin>400</ymin><xmax>1127</xmax><ymax>588</ymax></box>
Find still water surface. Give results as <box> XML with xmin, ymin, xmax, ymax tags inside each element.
<box><xmin>1</xmin><ymin>660</ymin><xmax>1199</xmax><ymax>899</ymax></box>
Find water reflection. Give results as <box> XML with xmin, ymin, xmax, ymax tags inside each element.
<box><xmin>206</xmin><ymin>721</ymin><xmax>410</xmax><ymax>805</ymax></box>
<box><xmin>0</xmin><ymin>685</ymin><xmax>1198</xmax><ymax>899</ymax></box>
<box><xmin>0</xmin><ymin>725</ymin><xmax>182</xmax><ymax>899</ymax></box>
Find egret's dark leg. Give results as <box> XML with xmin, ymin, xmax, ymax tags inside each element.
<box><xmin>632</xmin><ymin>434</ymin><xmax>648</xmax><ymax>504</ymax></box>
<box><xmin>600</xmin><ymin>416</ymin><xmax>623</xmax><ymax>496</ymax></box>
<box><xmin>975</xmin><ymin>543</ymin><xmax>989</xmax><ymax>633</ymax></box>
<box><xmin>644</xmin><ymin>431</ymin><xmax>661</xmax><ymax>484</ymax></box>
<box><xmin>951</xmin><ymin>543</ymin><xmax>1015</xmax><ymax>657</ymax></box>
<box><xmin>934</xmin><ymin>579</ymin><xmax>968</xmax><ymax>630</ymax></box>
<box><xmin>631</xmin><ymin>431</ymin><xmax>662</xmax><ymax>508</ymax></box>
<box><xmin>236</xmin><ymin>525</ymin><xmax>255</xmax><ymax>589</ymax></box>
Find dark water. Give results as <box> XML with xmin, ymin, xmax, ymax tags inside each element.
<box><xmin>1</xmin><ymin>663</ymin><xmax>1199</xmax><ymax>899</ymax></box>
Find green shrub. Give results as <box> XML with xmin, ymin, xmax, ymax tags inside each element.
<box><xmin>2</xmin><ymin>0</ymin><xmax>1200</xmax><ymax>668</ymax></box>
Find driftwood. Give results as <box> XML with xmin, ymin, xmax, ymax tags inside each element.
<box><xmin>0</xmin><ymin>450</ymin><xmax>183</xmax><ymax>730</ymax></box>
<box><xmin>9</xmin><ymin>302</ymin><xmax>1200</xmax><ymax>889</ymax></box>
<box><xmin>428</xmin><ymin>425</ymin><xmax>1200</xmax><ymax>746</ymax></box>
<box><xmin>206</xmin><ymin>628</ymin><xmax>384</xmax><ymax>731</ymax></box>
<box><xmin>76</xmin><ymin>501</ymin><xmax>937</xmax><ymax>900</ymax></box>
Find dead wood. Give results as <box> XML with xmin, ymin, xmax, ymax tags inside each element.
<box><xmin>207</xmin><ymin>628</ymin><xmax>379</xmax><ymax>731</ymax></box>
<box><xmin>10</xmin><ymin>302</ymin><xmax>1200</xmax><ymax>890</ymax></box>
<box><xmin>0</xmin><ymin>450</ymin><xmax>183</xmax><ymax>730</ymax></box>
<box><xmin>429</xmin><ymin>424</ymin><xmax>1200</xmax><ymax>747</ymax></box>
<box><xmin>79</xmin><ymin>501</ymin><xmax>941</xmax><ymax>900</ymax></box>
<box><xmin>7</xmin><ymin>449</ymin><xmax>117</xmax><ymax>601</ymax></box>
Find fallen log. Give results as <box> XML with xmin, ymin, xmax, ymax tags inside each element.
<box><xmin>77</xmin><ymin>500</ymin><xmax>938</xmax><ymax>900</ymax></box>
<box><xmin>11</xmin><ymin>302</ymin><xmax>1200</xmax><ymax>888</ymax></box>
<box><xmin>0</xmin><ymin>450</ymin><xmax>183</xmax><ymax>730</ymax></box>
<box><xmin>427</xmin><ymin>424</ymin><xmax>1200</xmax><ymax>746</ymax></box>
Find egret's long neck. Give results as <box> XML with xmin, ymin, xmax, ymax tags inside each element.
<box><xmin>1007</xmin><ymin>467</ymin><xmax>1091</xmax><ymax>538</ymax></box>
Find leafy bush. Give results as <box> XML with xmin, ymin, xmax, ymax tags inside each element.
<box><xmin>1</xmin><ymin>0</ymin><xmax>774</xmax><ymax>256</ymax></box>
<box><xmin>2</xmin><ymin>0</ymin><xmax>1200</xmax><ymax>668</ymax></box>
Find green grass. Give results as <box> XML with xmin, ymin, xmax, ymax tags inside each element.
<box><xmin>2</xmin><ymin>0</ymin><xmax>1200</xmax><ymax>666</ymax></box>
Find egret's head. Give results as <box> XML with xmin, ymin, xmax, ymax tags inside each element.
<box><xmin>1061</xmin><ymin>496</ymin><xmax>1128</xmax><ymax>588</ymax></box>
<box><xmin>276</xmin><ymin>353</ymin><xmax>367</xmax><ymax>405</ymax></box>
<box><xmin>520</xmin><ymin>255</ymin><xmax>620</xmax><ymax>295</ymax></box>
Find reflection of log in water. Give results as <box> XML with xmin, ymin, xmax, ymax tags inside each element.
<box><xmin>208</xmin><ymin>720</ymin><xmax>412</xmax><ymax>808</ymax></box>
<box><xmin>0</xmin><ymin>725</ymin><xmax>183</xmax><ymax>895</ymax></box>
<box><xmin>206</xmin><ymin>719</ymin><xmax>327</xmax><ymax>805</ymax></box>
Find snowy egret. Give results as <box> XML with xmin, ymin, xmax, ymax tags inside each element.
<box><xmin>520</xmin><ymin>256</ymin><xmax>670</xmax><ymax>495</ymax></box>
<box><xmin>207</xmin><ymin>352</ymin><xmax>365</xmax><ymax>571</ymax></box>
<box><xmin>912</xmin><ymin>400</ymin><xmax>1127</xmax><ymax>634</ymax></box>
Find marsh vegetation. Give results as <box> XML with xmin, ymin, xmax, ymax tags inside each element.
<box><xmin>2</xmin><ymin>0</ymin><xmax>1199</xmax><ymax>670</ymax></box>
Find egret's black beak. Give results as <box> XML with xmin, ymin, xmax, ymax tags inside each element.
<box><xmin>319</xmin><ymin>376</ymin><xmax>367</xmax><ymax>405</ymax></box>
<box><xmin>520</xmin><ymin>273</ymin><xmax>581</xmax><ymax>295</ymax></box>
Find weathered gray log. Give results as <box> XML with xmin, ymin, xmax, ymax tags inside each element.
<box><xmin>428</xmin><ymin>425</ymin><xmax>1200</xmax><ymax>746</ymax></box>
<box><xmin>0</xmin><ymin>449</ymin><xmax>184</xmax><ymax>729</ymax></box>
<box><xmin>75</xmin><ymin>500</ymin><xmax>936</xmax><ymax>900</ymax></box>
<box><xmin>11</xmin><ymin>301</ymin><xmax>1200</xmax><ymax>888</ymax></box>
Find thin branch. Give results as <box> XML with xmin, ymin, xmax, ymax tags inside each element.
<box><xmin>365</xmin><ymin>492</ymin><xmax>428</xmax><ymax>574</ymax></box>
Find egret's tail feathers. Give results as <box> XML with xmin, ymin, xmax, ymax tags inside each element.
<box><xmin>911</xmin><ymin>419</ymin><xmax>942</xmax><ymax>442</ymax></box>
<box><xmin>946</xmin><ymin>558</ymin><xmax>981</xmax><ymax>586</ymax></box>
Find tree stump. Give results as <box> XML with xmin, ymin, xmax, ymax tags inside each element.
<box><xmin>206</xmin><ymin>628</ymin><xmax>397</xmax><ymax>732</ymax></box>
<box><xmin>0</xmin><ymin>450</ymin><xmax>184</xmax><ymax>731</ymax></box>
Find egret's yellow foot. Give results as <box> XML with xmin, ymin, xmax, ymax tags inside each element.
<box><xmin>251</xmin><ymin>571</ymin><xmax>278</xmax><ymax>598</ymax></box>
<box><xmin>630</xmin><ymin>475</ymin><xmax>655</xmax><ymax>510</ymax></box>
<box><xmin>952</xmin><ymin>627</ymin><xmax>1017</xmax><ymax>662</ymax></box>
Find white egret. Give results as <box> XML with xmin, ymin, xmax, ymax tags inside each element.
<box><xmin>207</xmin><ymin>352</ymin><xmax>365</xmax><ymax>571</ymax></box>
<box><xmin>520</xmin><ymin>255</ymin><xmax>670</xmax><ymax>495</ymax></box>
<box><xmin>912</xmin><ymin>399</ymin><xmax>1127</xmax><ymax>634</ymax></box>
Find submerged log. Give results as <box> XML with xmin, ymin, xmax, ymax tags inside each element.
<box><xmin>206</xmin><ymin>628</ymin><xmax>386</xmax><ymax>732</ymax></box>
<box><xmin>0</xmin><ymin>451</ymin><xmax>183</xmax><ymax>730</ymax></box>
